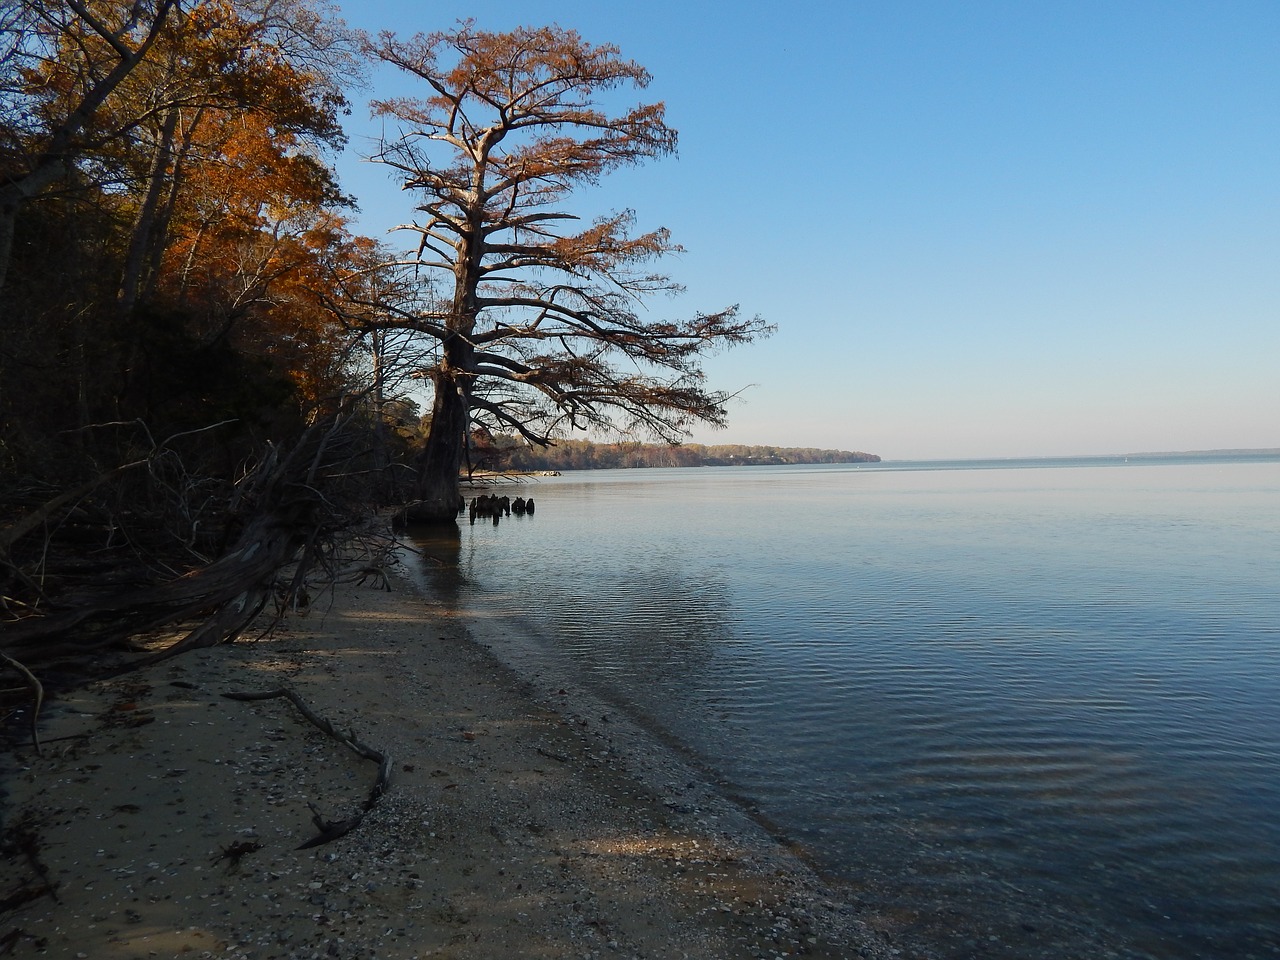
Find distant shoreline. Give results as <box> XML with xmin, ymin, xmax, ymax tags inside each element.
<box><xmin>469</xmin><ymin>448</ymin><xmax>1278</xmax><ymax>478</ymax></box>
<box><xmin>497</xmin><ymin>440</ymin><xmax>880</xmax><ymax>472</ymax></box>
<box><xmin>875</xmin><ymin>448</ymin><xmax>1280</xmax><ymax>465</ymax></box>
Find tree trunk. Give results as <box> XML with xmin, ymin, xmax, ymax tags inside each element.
<box><xmin>119</xmin><ymin>108</ymin><xmax>180</xmax><ymax>313</ymax></box>
<box><xmin>369</xmin><ymin>330</ymin><xmax>394</xmax><ymax>505</ymax></box>
<box><xmin>410</xmin><ymin>368</ymin><xmax>468</xmax><ymax>523</ymax></box>
<box><xmin>0</xmin><ymin>160</ymin><xmax>69</xmax><ymax>294</ymax></box>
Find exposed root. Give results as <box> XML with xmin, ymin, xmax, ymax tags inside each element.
<box><xmin>222</xmin><ymin>686</ymin><xmax>391</xmax><ymax>849</ymax></box>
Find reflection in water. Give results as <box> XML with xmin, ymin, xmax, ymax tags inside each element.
<box><xmin>409</xmin><ymin>523</ymin><xmax>463</xmax><ymax>602</ymax></box>
<box><xmin>526</xmin><ymin>555</ymin><xmax>738</xmax><ymax>751</ymax></box>
<box><xmin>404</xmin><ymin>461</ymin><xmax>1280</xmax><ymax>960</ymax></box>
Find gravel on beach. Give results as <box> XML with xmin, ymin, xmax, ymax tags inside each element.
<box><xmin>2</xmin><ymin>574</ymin><xmax>903</xmax><ymax>959</ymax></box>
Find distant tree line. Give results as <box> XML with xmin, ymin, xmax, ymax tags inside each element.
<box><xmin>476</xmin><ymin>437</ymin><xmax>879</xmax><ymax>472</ymax></box>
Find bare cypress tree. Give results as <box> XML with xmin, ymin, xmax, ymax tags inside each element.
<box><xmin>363</xmin><ymin>21</ymin><xmax>770</xmax><ymax>521</ymax></box>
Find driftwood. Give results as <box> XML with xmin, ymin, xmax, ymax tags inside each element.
<box><xmin>0</xmin><ymin>416</ymin><xmax>384</xmax><ymax>667</ymax></box>
<box><xmin>0</xmin><ymin>460</ymin><xmax>148</xmax><ymax>557</ymax></box>
<box><xmin>212</xmin><ymin>839</ymin><xmax>263</xmax><ymax>873</ymax></box>
<box><xmin>222</xmin><ymin>686</ymin><xmax>391</xmax><ymax>849</ymax></box>
<box><xmin>0</xmin><ymin>819</ymin><xmax>59</xmax><ymax>920</ymax></box>
<box><xmin>0</xmin><ymin>653</ymin><xmax>42</xmax><ymax>754</ymax></box>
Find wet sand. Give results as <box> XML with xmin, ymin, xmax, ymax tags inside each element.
<box><xmin>2</xmin><ymin>572</ymin><xmax>901</xmax><ymax>959</ymax></box>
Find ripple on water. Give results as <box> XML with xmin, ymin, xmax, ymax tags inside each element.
<box><xmin>429</xmin><ymin>461</ymin><xmax>1280</xmax><ymax>959</ymax></box>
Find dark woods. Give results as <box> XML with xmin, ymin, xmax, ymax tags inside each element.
<box><xmin>0</xmin><ymin>1</ymin><xmax>408</xmax><ymax>681</ymax></box>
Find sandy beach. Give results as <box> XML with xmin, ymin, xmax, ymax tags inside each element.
<box><xmin>2</xmin><ymin>569</ymin><xmax>899</xmax><ymax>959</ymax></box>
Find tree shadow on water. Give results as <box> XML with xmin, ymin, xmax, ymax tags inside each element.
<box><xmin>406</xmin><ymin>524</ymin><xmax>464</xmax><ymax>605</ymax></box>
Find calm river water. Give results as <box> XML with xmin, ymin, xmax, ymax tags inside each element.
<box><xmin>411</xmin><ymin>455</ymin><xmax>1280</xmax><ymax>959</ymax></box>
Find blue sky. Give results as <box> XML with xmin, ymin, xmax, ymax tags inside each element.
<box><xmin>332</xmin><ymin>1</ymin><xmax>1279</xmax><ymax>460</ymax></box>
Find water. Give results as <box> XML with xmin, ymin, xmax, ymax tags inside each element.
<box><xmin>411</xmin><ymin>455</ymin><xmax>1280</xmax><ymax>959</ymax></box>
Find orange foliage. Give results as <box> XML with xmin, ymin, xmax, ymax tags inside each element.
<box><xmin>18</xmin><ymin>0</ymin><xmax>364</xmax><ymax>410</ymax></box>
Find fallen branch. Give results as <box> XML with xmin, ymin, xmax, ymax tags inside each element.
<box><xmin>1</xmin><ymin>419</ymin><xmax>369</xmax><ymax>666</ymax></box>
<box><xmin>0</xmin><ymin>461</ymin><xmax>148</xmax><ymax>555</ymax></box>
<box><xmin>0</xmin><ymin>820</ymin><xmax>58</xmax><ymax>914</ymax></box>
<box><xmin>222</xmin><ymin>686</ymin><xmax>391</xmax><ymax>849</ymax></box>
<box><xmin>0</xmin><ymin>884</ymin><xmax>55</xmax><ymax>914</ymax></box>
<box><xmin>0</xmin><ymin>654</ymin><xmax>42</xmax><ymax>754</ymax></box>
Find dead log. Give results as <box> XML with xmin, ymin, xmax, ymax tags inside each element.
<box><xmin>0</xmin><ymin>461</ymin><xmax>147</xmax><ymax>557</ymax></box>
<box><xmin>0</xmin><ymin>417</ymin><xmax>372</xmax><ymax>667</ymax></box>
<box><xmin>0</xmin><ymin>507</ymin><xmax>308</xmax><ymax>662</ymax></box>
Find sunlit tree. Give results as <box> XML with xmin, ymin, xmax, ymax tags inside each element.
<box><xmin>3</xmin><ymin>0</ymin><xmax>364</xmax><ymax>416</ymax></box>
<box><xmin>0</xmin><ymin>0</ymin><xmax>183</xmax><ymax>292</ymax></box>
<box><xmin>362</xmin><ymin>21</ymin><xmax>771</xmax><ymax>520</ymax></box>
